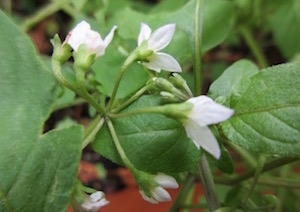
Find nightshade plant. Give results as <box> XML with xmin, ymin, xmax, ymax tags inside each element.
<box><xmin>0</xmin><ymin>0</ymin><xmax>299</xmax><ymax>211</ymax></box>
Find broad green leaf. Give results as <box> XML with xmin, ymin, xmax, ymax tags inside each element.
<box><xmin>269</xmin><ymin>0</ymin><xmax>300</xmax><ymax>58</ymax></box>
<box><xmin>208</xmin><ymin>60</ymin><xmax>259</xmax><ymax>106</ymax></box>
<box><xmin>169</xmin><ymin>0</ymin><xmax>235</xmax><ymax>52</ymax></box>
<box><xmin>92</xmin><ymin>46</ymin><xmax>150</xmax><ymax>99</ymax></box>
<box><xmin>221</xmin><ymin>63</ymin><xmax>300</xmax><ymax>156</ymax></box>
<box><xmin>0</xmin><ymin>10</ymin><xmax>82</xmax><ymax>211</ymax></box>
<box><xmin>2</xmin><ymin>126</ymin><xmax>83</xmax><ymax>212</ymax></box>
<box><xmin>93</xmin><ymin>95</ymin><xmax>202</xmax><ymax>173</ymax></box>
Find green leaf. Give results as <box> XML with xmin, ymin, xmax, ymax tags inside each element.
<box><xmin>169</xmin><ymin>0</ymin><xmax>235</xmax><ymax>52</ymax></box>
<box><xmin>0</xmin><ymin>11</ymin><xmax>82</xmax><ymax>211</ymax></box>
<box><xmin>92</xmin><ymin>46</ymin><xmax>150</xmax><ymax>99</ymax></box>
<box><xmin>269</xmin><ymin>0</ymin><xmax>300</xmax><ymax>58</ymax></box>
<box><xmin>93</xmin><ymin>95</ymin><xmax>202</xmax><ymax>173</ymax></box>
<box><xmin>2</xmin><ymin>126</ymin><xmax>83</xmax><ymax>212</ymax></box>
<box><xmin>222</xmin><ymin>63</ymin><xmax>300</xmax><ymax>156</ymax></box>
<box><xmin>208</xmin><ymin>59</ymin><xmax>259</xmax><ymax>106</ymax></box>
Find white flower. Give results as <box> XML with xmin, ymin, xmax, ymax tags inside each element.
<box><xmin>137</xmin><ymin>23</ymin><xmax>182</xmax><ymax>73</ymax></box>
<box><xmin>81</xmin><ymin>191</ymin><xmax>109</xmax><ymax>212</ymax></box>
<box><xmin>183</xmin><ymin>96</ymin><xmax>234</xmax><ymax>159</ymax></box>
<box><xmin>139</xmin><ymin>173</ymin><xmax>179</xmax><ymax>204</ymax></box>
<box><xmin>66</xmin><ymin>20</ymin><xmax>117</xmax><ymax>57</ymax></box>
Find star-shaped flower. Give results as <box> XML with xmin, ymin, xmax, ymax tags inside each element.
<box><xmin>139</xmin><ymin>173</ymin><xmax>179</xmax><ymax>204</ymax></box>
<box><xmin>66</xmin><ymin>20</ymin><xmax>117</xmax><ymax>57</ymax></box>
<box><xmin>137</xmin><ymin>23</ymin><xmax>182</xmax><ymax>73</ymax></box>
<box><xmin>81</xmin><ymin>191</ymin><xmax>109</xmax><ymax>212</ymax></box>
<box><xmin>183</xmin><ymin>96</ymin><xmax>234</xmax><ymax>159</ymax></box>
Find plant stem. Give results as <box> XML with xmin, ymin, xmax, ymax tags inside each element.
<box><xmin>242</xmin><ymin>154</ymin><xmax>266</xmax><ymax>203</ymax></box>
<box><xmin>214</xmin><ymin>157</ymin><xmax>299</xmax><ymax>185</ymax></box>
<box><xmin>82</xmin><ymin>116</ymin><xmax>104</xmax><ymax>149</ymax></box>
<box><xmin>239</xmin><ymin>25</ymin><xmax>268</xmax><ymax>68</ymax></box>
<box><xmin>106</xmin><ymin>52</ymin><xmax>138</xmax><ymax>110</ymax></box>
<box><xmin>52</xmin><ymin>60</ymin><xmax>105</xmax><ymax>114</ymax></box>
<box><xmin>194</xmin><ymin>0</ymin><xmax>204</xmax><ymax>96</ymax></box>
<box><xmin>52</xmin><ymin>97</ymin><xmax>86</xmax><ymax>112</ymax></box>
<box><xmin>74</xmin><ymin>66</ymin><xmax>106</xmax><ymax>114</ymax></box>
<box><xmin>257</xmin><ymin>177</ymin><xmax>300</xmax><ymax>189</ymax></box>
<box><xmin>198</xmin><ymin>154</ymin><xmax>220</xmax><ymax>211</ymax></box>
<box><xmin>52</xmin><ymin>60</ymin><xmax>77</xmax><ymax>91</ymax></box>
<box><xmin>170</xmin><ymin>175</ymin><xmax>196</xmax><ymax>212</ymax></box>
<box><xmin>111</xmin><ymin>84</ymin><xmax>152</xmax><ymax>113</ymax></box>
<box><xmin>106</xmin><ymin>118</ymin><xmax>135</xmax><ymax>170</ymax></box>
<box><xmin>21</xmin><ymin>0</ymin><xmax>71</xmax><ymax>32</ymax></box>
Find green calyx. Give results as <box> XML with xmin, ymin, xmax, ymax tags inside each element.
<box><xmin>134</xmin><ymin>170</ymin><xmax>158</xmax><ymax>197</ymax></box>
<box><xmin>136</xmin><ymin>41</ymin><xmax>154</xmax><ymax>62</ymax></box>
<box><xmin>73</xmin><ymin>44</ymin><xmax>96</xmax><ymax>70</ymax></box>
<box><xmin>158</xmin><ymin>101</ymin><xmax>193</xmax><ymax>123</ymax></box>
<box><xmin>50</xmin><ymin>34</ymin><xmax>72</xmax><ymax>64</ymax></box>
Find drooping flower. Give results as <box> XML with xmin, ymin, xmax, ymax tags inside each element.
<box><xmin>182</xmin><ymin>96</ymin><xmax>234</xmax><ymax>159</ymax></box>
<box><xmin>137</xmin><ymin>23</ymin><xmax>182</xmax><ymax>73</ymax></box>
<box><xmin>66</xmin><ymin>20</ymin><xmax>117</xmax><ymax>57</ymax></box>
<box><xmin>81</xmin><ymin>191</ymin><xmax>109</xmax><ymax>212</ymax></box>
<box><xmin>139</xmin><ymin>173</ymin><xmax>179</xmax><ymax>204</ymax></box>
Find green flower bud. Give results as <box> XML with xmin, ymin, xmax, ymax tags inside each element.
<box><xmin>50</xmin><ymin>34</ymin><xmax>72</xmax><ymax>64</ymax></box>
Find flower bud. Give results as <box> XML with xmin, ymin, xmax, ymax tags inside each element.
<box><xmin>51</xmin><ymin>34</ymin><xmax>72</xmax><ymax>64</ymax></box>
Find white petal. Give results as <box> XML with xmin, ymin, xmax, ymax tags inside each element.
<box><xmin>85</xmin><ymin>30</ymin><xmax>105</xmax><ymax>57</ymax></box>
<box><xmin>139</xmin><ymin>190</ymin><xmax>158</xmax><ymax>204</ymax></box>
<box><xmin>90</xmin><ymin>191</ymin><xmax>105</xmax><ymax>202</ymax></box>
<box><xmin>148</xmin><ymin>23</ymin><xmax>175</xmax><ymax>51</ymax></box>
<box><xmin>138</xmin><ymin>23</ymin><xmax>152</xmax><ymax>46</ymax></box>
<box><xmin>188</xmin><ymin>96</ymin><xmax>234</xmax><ymax>126</ymax></box>
<box><xmin>142</xmin><ymin>52</ymin><xmax>182</xmax><ymax>72</ymax></box>
<box><xmin>103</xmin><ymin>25</ymin><xmax>118</xmax><ymax>48</ymax></box>
<box><xmin>155</xmin><ymin>174</ymin><xmax>179</xmax><ymax>189</ymax></box>
<box><xmin>184</xmin><ymin>121</ymin><xmax>221</xmax><ymax>159</ymax></box>
<box><xmin>152</xmin><ymin>187</ymin><xmax>172</xmax><ymax>202</ymax></box>
<box><xmin>67</xmin><ymin>21</ymin><xmax>91</xmax><ymax>51</ymax></box>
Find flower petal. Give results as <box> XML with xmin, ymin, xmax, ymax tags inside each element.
<box><xmin>138</xmin><ymin>23</ymin><xmax>152</xmax><ymax>46</ymax></box>
<box><xmin>184</xmin><ymin>121</ymin><xmax>221</xmax><ymax>159</ymax></box>
<box><xmin>85</xmin><ymin>30</ymin><xmax>105</xmax><ymax>57</ymax></box>
<box><xmin>155</xmin><ymin>174</ymin><xmax>179</xmax><ymax>189</ymax></box>
<box><xmin>81</xmin><ymin>191</ymin><xmax>109</xmax><ymax>211</ymax></box>
<box><xmin>103</xmin><ymin>25</ymin><xmax>118</xmax><ymax>48</ymax></box>
<box><xmin>188</xmin><ymin>96</ymin><xmax>234</xmax><ymax>126</ymax></box>
<box><xmin>139</xmin><ymin>190</ymin><xmax>158</xmax><ymax>204</ymax></box>
<box><xmin>152</xmin><ymin>187</ymin><xmax>172</xmax><ymax>202</ymax></box>
<box><xmin>67</xmin><ymin>21</ymin><xmax>91</xmax><ymax>51</ymax></box>
<box><xmin>142</xmin><ymin>52</ymin><xmax>182</xmax><ymax>72</ymax></box>
<box><xmin>148</xmin><ymin>23</ymin><xmax>175</xmax><ymax>51</ymax></box>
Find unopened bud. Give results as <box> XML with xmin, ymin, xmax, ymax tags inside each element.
<box><xmin>51</xmin><ymin>34</ymin><xmax>72</xmax><ymax>64</ymax></box>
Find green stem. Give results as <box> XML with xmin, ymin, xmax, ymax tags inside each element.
<box><xmin>82</xmin><ymin>116</ymin><xmax>105</xmax><ymax>149</ymax></box>
<box><xmin>170</xmin><ymin>175</ymin><xmax>196</xmax><ymax>212</ymax></box>
<box><xmin>52</xmin><ymin>59</ymin><xmax>77</xmax><ymax>91</ymax></box>
<box><xmin>107</xmin><ymin>52</ymin><xmax>138</xmax><ymax>110</ymax></box>
<box><xmin>194</xmin><ymin>0</ymin><xmax>204</xmax><ymax>96</ymax></box>
<box><xmin>52</xmin><ymin>60</ymin><xmax>105</xmax><ymax>114</ymax></box>
<box><xmin>111</xmin><ymin>84</ymin><xmax>152</xmax><ymax>113</ymax></box>
<box><xmin>214</xmin><ymin>157</ymin><xmax>299</xmax><ymax>185</ymax></box>
<box><xmin>52</xmin><ymin>97</ymin><xmax>86</xmax><ymax>112</ymax></box>
<box><xmin>257</xmin><ymin>177</ymin><xmax>300</xmax><ymax>189</ymax></box>
<box><xmin>106</xmin><ymin>118</ymin><xmax>135</xmax><ymax>170</ymax></box>
<box><xmin>242</xmin><ymin>154</ymin><xmax>266</xmax><ymax>203</ymax></box>
<box><xmin>21</xmin><ymin>0</ymin><xmax>71</xmax><ymax>32</ymax></box>
<box><xmin>109</xmin><ymin>105</ymin><xmax>172</xmax><ymax>119</ymax></box>
<box><xmin>198</xmin><ymin>154</ymin><xmax>220</xmax><ymax>211</ymax></box>
<box><xmin>227</xmin><ymin>141</ymin><xmax>257</xmax><ymax>168</ymax></box>
<box><xmin>239</xmin><ymin>25</ymin><xmax>268</xmax><ymax>68</ymax></box>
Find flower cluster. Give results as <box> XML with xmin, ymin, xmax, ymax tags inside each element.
<box><xmin>54</xmin><ymin>20</ymin><xmax>234</xmax><ymax>206</ymax></box>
